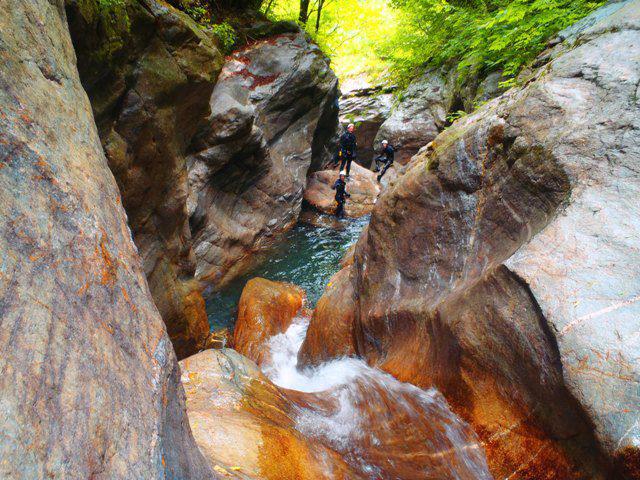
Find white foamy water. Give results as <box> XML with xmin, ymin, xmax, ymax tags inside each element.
<box><xmin>261</xmin><ymin>317</ymin><xmax>494</xmax><ymax>480</ymax></box>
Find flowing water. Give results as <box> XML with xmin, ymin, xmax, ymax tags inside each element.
<box><xmin>263</xmin><ymin>317</ymin><xmax>494</xmax><ymax>479</ymax></box>
<box><xmin>206</xmin><ymin>211</ymin><xmax>493</xmax><ymax>479</ymax></box>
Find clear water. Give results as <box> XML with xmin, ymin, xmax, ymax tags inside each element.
<box><xmin>205</xmin><ymin>213</ymin><xmax>369</xmax><ymax>330</ymax></box>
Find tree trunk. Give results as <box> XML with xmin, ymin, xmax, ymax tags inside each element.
<box><xmin>299</xmin><ymin>0</ymin><xmax>310</xmax><ymax>24</ymax></box>
<box><xmin>315</xmin><ymin>0</ymin><xmax>325</xmax><ymax>32</ymax></box>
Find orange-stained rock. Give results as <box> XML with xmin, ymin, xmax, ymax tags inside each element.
<box><xmin>234</xmin><ymin>278</ymin><xmax>306</xmax><ymax>365</ymax></box>
<box><xmin>304</xmin><ymin>162</ymin><xmax>380</xmax><ymax>217</ymax></box>
<box><xmin>343</xmin><ymin>3</ymin><xmax>640</xmax><ymax>478</ymax></box>
<box><xmin>180</xmin><ymin>349</ymin><xmax>361</xmax><ymax>479</ymax></box>
<box><xmin>298</xmin><ymin>267</ymin><xmax>356</xmax><ymax>367</ymax></box>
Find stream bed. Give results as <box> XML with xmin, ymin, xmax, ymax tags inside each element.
<box><xmin>206</xmin><ymin>212</ymin><xmax>369</xmax><ymax>330</ymax></box>
<box><xmin>204</xmin><ymin>210</ymin><xmax>493</xmax><ymax>479</ymax></box>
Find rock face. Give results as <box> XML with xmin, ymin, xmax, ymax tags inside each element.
<box><xmin>304</xmin><ymin>163</ymin><xmax>380</xmax><ymax>217</ymax></box>
<box><xmin>316</xmin><ymin>2</ymin><xmax>640</xmax><ymax>478</ymax></box>
<box><xmin>188</xmin><ymin>33</ymin><xmax>339</xmax><ymax>287</ymax></box>
<box><xmin>66</xmin><ymin>0</ymin><xmax>223</xmax><ymax>359</ymax></box>
<box><xmin>375</xmin><ymin>67</ymin><xmax>456</xmax><ymax>165</ymax></box>
<box><xmin>298</xmin><ymin>267</ymin><xmax>357</xmax><ymax>367</ymax></box>
<box><xmin>0</xmin><ymin>1</ymin><xmax>211</xmax><ymax>477</ymax></box>
<box><xmin>376</xmin><ymin>67</ymin><xmax>506</xmax><ymax>166</ymax></box>
<box><xmin>339</xmin><ymin>85</ymin><xmax>395</xmax><ymax>168</ymax></box>
<box><xmin>233</xmin><ymin>278</ymin><xmax>306</xmax><ymax>366</ymax></box>
<box><xmin>180</xmin><ymin>349</ymin><xmax>360</xmax><ymax>479</ymax></box>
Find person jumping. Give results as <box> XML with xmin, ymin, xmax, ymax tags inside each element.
<box><xmin>338</xmin><ymin>123</ymin><xmax>357</xmax><ymax>178</ymax></box>
<box><xmin>332</xmin><ymin>170</ymin><xmax>350</xmax><ymax>218</ymax></box>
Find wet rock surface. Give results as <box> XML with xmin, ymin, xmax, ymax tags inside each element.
<box><xmin>188</xmin><ymin>33</ymin><xmax>339</xmax><ymax>288</ymax></box>
<box><xmin>312</xmin><ymin>2</ymin><xmax>640</xmax><ymax>478</ymax></box>
<box><xmin>233</xmin><ymin>278</ymin><xmax>306</xmax><ymax>366</ymax></box>
<box><xmin>304</xmin><ymin>163</ymin><xmax>380</xmax><ymax>218</ymax></box>
<box><xmin>0</xmin><ymin>1</ymin><xmax>212</xmax><ymax>477</ymax></box>
<box><xmin>180</xmin><ymin>349</ymin><xmax>359</xmax><ymax>479</ymax></box>
<box><xmin>66</xmin><ymin>0</ymin><xmax>222</xmax><ymax>358</ymax></box>
<box><xmin>298</xmin><ymin>267</ymin><xmax>357</xmax><ymax>367</ymax></box>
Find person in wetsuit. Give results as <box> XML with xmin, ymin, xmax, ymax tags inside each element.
<box><xmin>375</xmin><ymin>140</ymin><xmax>395</xmax><ymax>182</ymax></box>
<box><xmin>338</xmin><ymin>124</ymin><xmax>357</xmax><ymax>177</ymax></box>
<box><xmin>332</xmin><ymin>170</ymin><xmax>350</xmax><ymax>217</ymax></box>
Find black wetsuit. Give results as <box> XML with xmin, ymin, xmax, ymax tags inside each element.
<box><xmin>339</xmin><ymin>131</ymin><xmax>357</xmax><ymax>176</ymax></box>
<box><xmin>333</xmin><ymin>177</ymin><xmax>350</xmax><ymax>217</ymax></box>
<box><xmin>376</xmin><ymin>144</ymin><xmax>395</xmax><ymax>181</ymax></box>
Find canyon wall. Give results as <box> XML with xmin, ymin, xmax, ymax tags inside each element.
<box><xmin>0</xmin><ymin>1</ymin><xmax>213</xmax><ymax>477</ymax></box>
<box><xmin>66</xmin><ymin>1</ymin><xmax>339</xmax><ymax>355</ymax></box>
<box><xmin>66</xmin><ymin>0</ymin><xmax>223</xmax><ymax>358</ymax></box>
<box><xmin>188</xmin><ymin>32</ymin><xmax>339</xmax><ymax>287</ymax></box>
<box><xmin>307</xmin><ymin>1</ymin><xmax>640</xmax><ymax>478</ymax></box>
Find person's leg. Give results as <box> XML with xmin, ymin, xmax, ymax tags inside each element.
<box><xmin>381</xmin><ymin>161</ymin><xmax>392</xmax><ymax>178</ymax></box>
<box><xmin>339</xmin><ymin>155</ymin><xmax>347</xmax><ymax>172</ymax></box>
<box><xmin>346</xmin><ymin>157</ymin><xmax>352</xmax><ymax>176</ymax></box>
<box><xmin>335</xmin><ymin>198</ymin><xmax>345</xmax><ymax>217</ymax></box>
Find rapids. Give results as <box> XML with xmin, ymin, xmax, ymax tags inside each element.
<box><xmin>207</xmin><ymin>212</ymin><xmax>494</xmax><ymax>479</ymax></box>
<box><xmin>262</xmin><ymin>317</ymin><xmax>494</xmax><ymax>479</ymax></box>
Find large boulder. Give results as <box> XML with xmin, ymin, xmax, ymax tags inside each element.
<box><xmin>326</xmin><ymin>2</ymin><xmax>640</xmax><ymax>478</ymax></box>
<box><xmin>66</xmin><ymin>0</ymin><xmax>223</xmax><ymax>358</ymax></box>
<box><xmin>180</xmin><ymin>349</ymin><xmax>360</xmax><ymax>479</ymax></box>
<box><xmin>339</xmin><ymin>84</ymin><xmax>395</xmax><ymax>168</ymax></box>
<box><xmin>233</xmin><ymin>278</ymin><xmax>306</xmax><ymax>366</ymax></box>
<box><xmin>374</xmin><ymin>67</ymin><xmax>456</xmax><ymax>165</ymax></box>
<box><xmin>188</xmin><ymin>33</ymin><xmax>339</xmax><ymax>287</ymax></box>
<box><xmin>303</xmin><ymin>162</ymin><xmax>380</xmax><ymax>217</ymax></box>
<box><xmin>0</xmin><ymin>1</ymin><xmax>211</xmax><ymax>477</ymax></box>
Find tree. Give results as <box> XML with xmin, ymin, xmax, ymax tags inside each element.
<box><xmin>299</xmin><ymin>0</ymin><xmax>310</xmax><ymax>24</ymax></box>
<box><xmin>315</xmin><ymin>0</ymin><xmax>325</xmax><ymax>32</ymax></box>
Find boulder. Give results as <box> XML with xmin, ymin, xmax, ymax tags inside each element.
<box><xmin>374</xmin><ymin>67</ymin><xmax>457</xmax><ymax>164</ymax></box>
<box><xmin>0</xmin><ymin>1</ymin><xmax>211</xmax><ymax>477</ymax></box>
<box><xmin>180</xmin><ymin>349</ymin><xmax>361</xmax><ymax>479</ymax></box>
<box><xmin>339</xmin><ymin>84</ymin><xmax>395</xmax><ymax>168</ymax></box>
<box><xmin>304</xmin><ymin>163</ymin><xmax>380</xmax><ymax>217</ymax></box>
<box><xmin>188</xmin><ymin>32</ymin><xmax>339</xmax><ymax>287</ymax></box>
<box><xmin>298</xmin><ymin>267</ymin><xmax>357</xmax><ymax>368</ymax></box>
<box><xmin>233</xmin><ymin>278</ymin><xmax>306</xmax><ymax>366</ymax></box>
<box><xmin>66</xmin><ymin>0</ymin><xmax>222</xmax><ymax>358</ymax></box>
<box><xmin>345</xmin><ymin>2</ymin><xmax>640</xmax><ymax>478</ymax></box>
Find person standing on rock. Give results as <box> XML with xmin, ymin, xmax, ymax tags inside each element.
<box><xmin>375</xmin><ymin>140</ymin><xmax>395</xmax><ymax>182</ymax></box>
<box><xmin>333</xmin><ymin>170</ymin><xmax>351</xmax><ymax>218</ymax></box>
<box><xmin>339</xmin><ymin>123</ymin><xmax>357</xmax><ymax>178</ymax></box>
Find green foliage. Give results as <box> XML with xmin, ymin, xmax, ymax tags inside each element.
<box><xmin>445</xmin><ymin>109</ymin><xmax>467</xmax><ymax>124</ymax></box>
<box><xmin>77</xmin><ymin>0</ymin><xmax>131</xmax><ymax>61</ymax></box>
<box><xmin>96</xmin><ymin>0</ymin><xmax>126</xmax><ymax>9</ymax></box>
<box><xmin>211</xmin><ymin>22</ymin><xmax>238</xmax><ymax>54</ymax></box>
<box><xmin>263</xmin><ymin>0</ymin><xmax>604</xmax><ymax>86</ymax></box>
<box><xmin>262</xmin><ymin>0</ymin><xmax>398</xmax><ymax>80</ymax></box>
<box><xmin>383</xmin><ymin>0</ymin><xmax>606</xmax><ymax>84</ymax></box>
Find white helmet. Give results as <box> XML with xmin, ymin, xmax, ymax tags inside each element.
<box><xmin>339</xmin><ymin>170</ymin><xmax>347</xmax><ymax>176</ymax></box>
<box><xmin>382</xmin><ymin>140</ymin><xmax>389</xmax><ymax>145</ymax></box>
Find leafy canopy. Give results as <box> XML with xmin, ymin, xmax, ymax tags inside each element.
<box><xmin>265</xmin><ymin>0</ymin><xmax>605</xmax><ymax>85</ymax></box>
<box><xmin>384</xmin><ymin>0</ymin><xmax>606</xmax><ymax>86</ymax></box>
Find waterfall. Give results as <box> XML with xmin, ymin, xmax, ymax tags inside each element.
<box><xmin>262</xmin><ymin>317</ymin><xmax>494</xmax><ymax>480</ymax></box>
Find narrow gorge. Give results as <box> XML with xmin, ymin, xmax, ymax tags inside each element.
<box><xmin>1</xmin><ymin>0</ymin><xmax>638</xmax><ymax>479</ymax></box>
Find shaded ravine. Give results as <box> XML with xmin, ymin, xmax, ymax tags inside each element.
<box><xmin>206</xmin><ymin>213</ymin><xmax>369</xmax><ymax>330</ymax></box>
<box><xmin>205</xmin><ymin>211</ymin><xmax>494</xmax><ymax>478</ymax></box>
